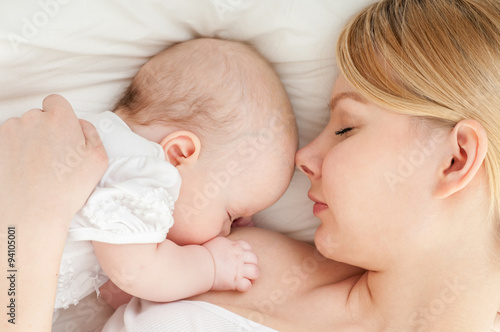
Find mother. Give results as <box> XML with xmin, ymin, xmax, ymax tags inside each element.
<box><xmin>101</xmin><ymin>0</ymin><xmax>500</xmax><ymax>330</ymax></box>
<box><xmin>2</xmin><ymin>0</ymin><xmax>499</xmax><ymax>330</ymax></box>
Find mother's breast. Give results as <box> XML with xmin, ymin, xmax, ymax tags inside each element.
<box><xmin>189</xmin><ymin>226</ymin><xmax>365</xmax><ymax>331</ymax></box>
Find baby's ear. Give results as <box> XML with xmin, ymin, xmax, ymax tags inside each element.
<box><xmin>159</xmin><ymin>131</ymin><xmax>201</xmax><ymax>166</ymax></box>
<box><xmin>434</xmin><ymin>119</ymin><xmax>487</xmax><ymax>198</ymax></box>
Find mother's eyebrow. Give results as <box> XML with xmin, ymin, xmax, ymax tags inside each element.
<box><xmin>328</xmin><ymin>92</ymin><xmax>367</xmax><ymax>112</ymax></box>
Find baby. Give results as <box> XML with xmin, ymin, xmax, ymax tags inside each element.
<box><xmin>54</xmin><ymin>38</ymin><xmax>297</xmax><ymax>310</ymax></box>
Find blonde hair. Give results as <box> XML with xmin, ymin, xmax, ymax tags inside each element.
<box><xmin>337</xmin><ymin>0</ymin><xmax>500</xmax><ymax>222</ymax></box>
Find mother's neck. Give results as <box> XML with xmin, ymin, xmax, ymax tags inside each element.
<box><xmin>352</xmin><ymin>216</ymin><xmax>500</xmax><ymax>331</ymax></box>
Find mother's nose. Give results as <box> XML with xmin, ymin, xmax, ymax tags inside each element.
<box><xmin>295</xmin><ymin>143</ymin><xmax>322</xmax><ymax>179</ymax></box>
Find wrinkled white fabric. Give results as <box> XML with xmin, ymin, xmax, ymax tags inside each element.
<box><xmin>55</xmin><ymin>112</ymin><xmax>181</xmax><ymax>310</ymax></box>
<box><xmin>102</xmin><ymin>298</ymin><xmax>278</xmax><ymax>332</ymax></box>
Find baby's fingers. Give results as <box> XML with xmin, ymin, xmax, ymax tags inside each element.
<box><xmin>243</xmin><ymin>263</ymin><xmax>259</xmax><ymax>281</ymax></box>
<box><xmin>236</xmin><ymin>259</ymin><xmax>259</xmax><ymax>292</ymax></box>
<box><xmin>236</xmin><ymin>240</ymin><xmax>252</xmax><ymax>251</ymax></box>
<box><xmin>243</xmin><ymin>250</ymin><xmax>259</xmax><ymax>266</ymax></box>
<box><xmin>235</xmin><ymin>277</ymin><xmax>252</xmax><ymax>292</ymax></box>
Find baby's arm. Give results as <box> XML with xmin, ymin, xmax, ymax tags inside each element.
<box><xmin>93</xmin><ymin>237</ymin><xmax>259</xmax><ymax>302</ymax></box>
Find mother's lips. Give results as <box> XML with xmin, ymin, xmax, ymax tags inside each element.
<box><xmin>308</xmin><ymin>192</ymin><xmax>328</xmax><ymax>215</ymax></box>
<box><xmin>308</xmin><ymin>192</ymin><xmax>327</xmax><ymax>205</ymax></box>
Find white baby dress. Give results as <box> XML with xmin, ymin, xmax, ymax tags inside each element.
<box><xmin>54</xmin><ymin>111</ymin><xmax>182</xmax><ymax>310</ymax></box>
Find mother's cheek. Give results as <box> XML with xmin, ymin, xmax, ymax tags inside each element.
<box><xmin>321</xmin><ymin>146</ymin><xmax>356</xmax><ymax>208</ymax></box>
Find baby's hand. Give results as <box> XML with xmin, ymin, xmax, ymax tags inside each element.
<box><xmin>202</xmin><ymin>237</ymin><xmax>259</xmax><ymax>292</ymax></box>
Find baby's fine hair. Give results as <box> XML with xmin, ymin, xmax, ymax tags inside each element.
<box><xmin>113</xmin><ymin>37</ymin><xmax>296</xmax><ymax>155</ymax></box>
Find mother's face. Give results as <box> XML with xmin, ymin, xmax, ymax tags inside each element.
<box><xmin>296</xmin><ymin>75</ymin><xmax>443</xmax><ymax>270</ymax></box>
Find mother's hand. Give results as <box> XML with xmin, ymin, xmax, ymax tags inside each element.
<box><xmin>0</xmin><ymin>94</ymin><xmax>108</xmax><ymax>222</ymax></box>
<box><xmin>0</xmin><ymin>94</ymin><xmax>108</xmax><ymax>331</ymax></box>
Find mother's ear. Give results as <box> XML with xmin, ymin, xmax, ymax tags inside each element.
<box><xmin>434</xmin><ymin>119</ymin><xmax>488</xmax><ymax>198</ymax></box>
<box><xmin>159</xmin><ymin>130</ymin><xmax>201</xmax><ymax>167</ymax></box>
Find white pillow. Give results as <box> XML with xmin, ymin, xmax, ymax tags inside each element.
<box><xmin>0</xmin><ymin>0</ymin><xmax>373</xmax><ymax>243</ymax></box>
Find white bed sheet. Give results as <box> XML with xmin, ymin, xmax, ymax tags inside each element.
<box><xmin>0</xmin><ymin>0</ymin><xmax>373</xmax><ymax>242</ymax></box>
<box><xmin>1</xmin><ymin>1</ymin><xmax>374</xmax><ymax>330</ymax></box>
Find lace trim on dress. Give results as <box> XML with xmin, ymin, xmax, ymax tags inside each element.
<box><xmin>56</xmin><ymin>257</ymin><xmax>79</xmax><ymax>309</ymax></box>
<box><xmin>81</xmin><ymin>187</ymin><xmax>176</xmax><ymax>235</ymax></box>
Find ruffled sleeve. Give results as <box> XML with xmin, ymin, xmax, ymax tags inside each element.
<box><xmin>67</xmin><ymin>156</ymin><xmax>182</xmax><ymax>244</ymax></box>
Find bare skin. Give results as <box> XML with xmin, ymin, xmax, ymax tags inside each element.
<box><xmin>191</xmin><ymin>76</ymin><xmax>500</xmax><ymax>331</ymax></box>
<box><xmin>190</xmin><ymin>226</ymin><xmax>365</xmax><ymax>331</ymax></box>
<box><xmin>102</xmin><ymin>76</ymin><xmax>500</xmax><ymax>331</ymax></box>
<box><xmin>0</xmin><ymin>95</ymin><xmax>107</xmax><ymax>331</ymax></box>
<box><xmin>101</xmin><ymin>225</ymin><xmax>365</xmax><ymax>331</ymax></box>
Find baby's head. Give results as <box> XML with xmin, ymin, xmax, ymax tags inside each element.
<box><xmin>114</xmin><ymin>38</ymin><xmax>298</xmax><ymax>245</ymax></box>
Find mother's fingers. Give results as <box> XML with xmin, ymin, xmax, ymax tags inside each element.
<box><xmin>0</xmin><ymin>95</ymin><xmax>109</xmax><ymax>219</ymax></box>
<box><xmin>20</xmin><ymin>108</ymin><xmax>44</xmax><ymax>122</ymax></box>
<box><xmin>79</xmin><ymin>119</ymin><xmax>99</xmax><ymax>146</ymax></box>
<box><xmin>42</xmin><ymin>94</ymin><xmax>77</xmax><ymax>119</ymax></box>
<box><xmin>78</xmin><ymin>119</ymin><xmax>107</xmax><ymax>165</ymax></box>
